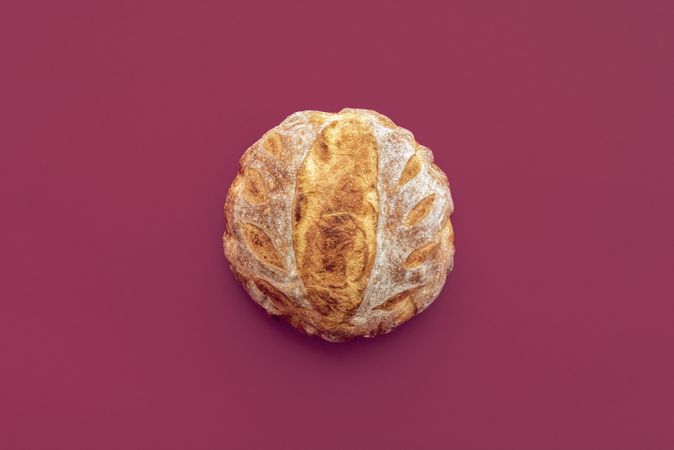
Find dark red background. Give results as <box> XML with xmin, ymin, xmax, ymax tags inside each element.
<box><xmin>2</xmin><ymin>1</ymin><xmax>673</xmax><ymax>449</ymax></box>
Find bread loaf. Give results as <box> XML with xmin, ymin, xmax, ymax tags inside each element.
<box><xmin>223</xmin><ymin>108</ymin><xmax>455</xmax><ymax>342</ymax></box>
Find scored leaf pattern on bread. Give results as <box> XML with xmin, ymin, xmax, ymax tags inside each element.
<box><xmin>405</xmin><ymin>193</ymin><xmax>436</xmax><ymax>226</ymax></box>
<box><xmin>242</xmin><ymin>167</ymin><xmax>267</xmax><ymax>205</ymax></box>
<box><xmin>398</xmin><ymin>153</ymin><xmax>421</xmax><ymax>186</ymax></box>
<box><xmin>241</xmin><ymin>223</ymin><xmax>284</xmax><ymax>270</ymax></box>
<box><xmin>223</xmin><ymin>109</ymin><xmax>454</xmax><ymax>341</ymax></box>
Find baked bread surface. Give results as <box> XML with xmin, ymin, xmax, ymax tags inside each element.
<box><xmin>224</xmin><ymin>109</ymin><xmax>454</xmax><ymax>341</ymax></box>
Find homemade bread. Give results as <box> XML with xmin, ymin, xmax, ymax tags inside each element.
<box><xmin>223</xmin><ymin>109</ymin><xmax>454</xmax><ymax>342</ymax></box>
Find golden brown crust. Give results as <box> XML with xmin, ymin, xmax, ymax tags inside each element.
<box><xmin>292</xmin><ymin>117</ymin><xmax>379</xmax><ymax>322</ymax></box>
<box><xmin>223</xmin><ymin>109</ymin><xmax>455</xmax><ymax>342</ymax></box>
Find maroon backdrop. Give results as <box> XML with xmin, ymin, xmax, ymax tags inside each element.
<box><xmin>2</xmin><ymin>1</ymin><xmax>673</xmax><ymax>449</ymax></box>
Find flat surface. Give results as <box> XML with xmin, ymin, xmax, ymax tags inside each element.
<box><xmin>1</xmin><ymin>1</ymin><xmax>673</xmax><ymax>449</ymax></box>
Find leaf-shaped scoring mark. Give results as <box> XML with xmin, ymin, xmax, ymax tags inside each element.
<box><xmin>262</xmin><ymin>132</ymin><xmax>283</xmax><ymax>158</ymax></box>
<box><xmin>254</xmin><ymin>278</ymin><xmax>294</xmax><ymax>311</ymax></box>
<box><xmin>405</xmin><ymin>194</ymin><xmax>435</xmax><ymax>226</ymax></box>
<box><xmin>375</xmin><ymin>287</ymin><xmax>421</xmax><ymax>322</ymax></box>
<box><xmin>403</xmin><ymin>242</ymin><xmax>439</xmax><ymax>269</ymax></box>
<box><xmin>243</xmin><ymin>168</ymin><xmax>267</xmax><ymax>205</ymax></box>
<box><xmin>242</xmin><ymin>223</ymin><xmax>284</xmax><ymax>269</ymax></box>
<box><xmin>398</xmin><ymin>153</ymin><xmax>421</xmax><ymax>186</ymax></box>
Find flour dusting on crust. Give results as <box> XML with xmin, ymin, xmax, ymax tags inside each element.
<box><xmin>224</xmin><ymin>108</ymin><xmax>455</xmax><ymax>342</ymax></box>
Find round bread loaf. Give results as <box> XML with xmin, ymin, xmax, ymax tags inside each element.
<box><xmin>223</xmin><ymin>108</ymin><xmax>455</xmax><ymax>342</ymax></box>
